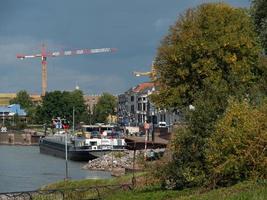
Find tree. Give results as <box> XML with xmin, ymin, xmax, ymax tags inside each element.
<box><xmin>35</xmin><ymin>90</ymin><xmax>88</xmax><ymax>126</ymax></box>
<box><xmin>152</xmin><ymin>3</ymin><xmax>262</xmax><ymax>109</ymax></box>
<box><xmin>9</xmin><ymin>90</ymin><xmax>36</xmax><ymax>124</ymax></box>
<box><xmin>10</xmin><ymin>90</ymin><xmax>33</xmax><ymax>111</ymax></box>
<box><xmin>251</xmin><ymin>0</ymin><xmax>267</xmax><ymax>52</ymax></box>
<box><xmin>152</xmin><ymin>3</ymin><xmax>265</xmax><ymax>189</ymax></box>
<box><xmin>93</xmin><ymin>93</ymin><xmax>117</xmax><ymax>123</ymax></box>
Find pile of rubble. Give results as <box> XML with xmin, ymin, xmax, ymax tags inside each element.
<box><xmin>82</xmin><ymin>150</ymin><xmax>142</xmax><ymax>171</ymax></box>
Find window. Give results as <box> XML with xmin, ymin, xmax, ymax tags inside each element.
<box><xmin>143</xmin><ymin>103</ymin><xmax>146</xmax><ymax>111</ymax></box>
<box><xmin>131</xmin><ymin>105</ymin><xmax>134</xmax><ymax>113</ymax></box>
<box><xmin>131</xmin><ymin>96</ymin><xmax>134</xmax><ymax>102</ymax></box>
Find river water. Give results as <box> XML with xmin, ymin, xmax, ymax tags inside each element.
<box><xmin>0</xmin><ymin>145</ymin><xmax>111</xmax><ymax>193</ymax></box>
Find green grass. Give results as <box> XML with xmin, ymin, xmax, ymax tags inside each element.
<box><xmin>104</xmin><ymin>181</ymin><xmax>266</xmax><ymax>200</ymax></box>
<box><xmin>40</xmin><ymin>174</ymin><xmax>266</xmax><ymax>200</ymax></box>
<box><xmin>42</xmin><ymin>172</ymin><xmax>138</xmax><ymax>190</ymax></box>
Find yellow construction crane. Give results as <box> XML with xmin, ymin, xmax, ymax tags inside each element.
<box><xmin>132</xmin><ymin>62</ymin><xmax>156</xmax><ymax>80</ymax></box>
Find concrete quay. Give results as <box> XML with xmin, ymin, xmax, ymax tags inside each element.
<box><xmin>0</xmin><ymin>130</ymin><xmax>43</xmax><ymax>145</ymax></box>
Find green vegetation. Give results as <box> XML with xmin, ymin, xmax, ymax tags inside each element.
<box><xmin>104</xmin><ymin>181</ymin><xmax>267</xmax><ymax>200</ymax></box>
<box><xmin>251</xmin><ymin>0</ymin><xmax>267</xmax><ymax>52</ymax></box>
<box><xmin>6</xmin><ymin>90</ymin><xmax>117</xmax><ymax>130</ymax></box>
<box><xmin>9</xmin><ymin>90</ymin><xmax>33</xmax><ymax>110</ymax></box>
<box><xmin>9</xmin><ymin>90</ymin><xmax>37</xmax><ymax>124</ymax></box>
<box><xmin>150</xmin><ymin>2</ymin><xmax>267</xmax><ymax>189</ymax></box>
<box><xmin>37</xmin><ymin>175</ymin><xmax>266</xmax><ymax>200</ymax></box>
<box><xmin>92</xmin><ymin>92</ymin><xmax>117</xmax><ymax>123</ymax></box>
<box><xmin>35</xmin><ymin>90</ymin><xmax>88</xmax><ymax>126</ymax></box>
<box><xmin>151</xmin><ymin>3</ymin><xmax>262</xmax><ymax>109</ymax></box>
<box><xmin>206</xmin><ymin>99</ymin><xmax>267</xmax><ymax>186</ymax></box>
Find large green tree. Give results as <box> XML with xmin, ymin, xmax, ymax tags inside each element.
<box><xmin>93</xmin><ymin>93</ymin><xmax>117</xmax><ymax>123</ymax></box>
<box><xmin>35</xmin><ymin>90</ymin><xmax>87</xmax><ymax>126</ymax></box>
<box><xmin>153</xmin><ymin>3</ymin><xmax>265</xmax><ymax>189</ymax></box>
<box><xmin>152</xmin><ymin>3</ymin><xmax>261</xmax><ymax>109</ymax></box>
<box><xmin>251</xmin><ymin>0</ymin><xmax>267</xmax><ymax>52</ymax></box>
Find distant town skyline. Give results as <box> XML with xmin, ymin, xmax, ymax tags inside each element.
<box><xmin>0</xmin><ymin>0</ymin><xmax>250</xmax><ymax>95</ymax></box>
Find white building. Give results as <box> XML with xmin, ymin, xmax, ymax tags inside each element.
<box><xmin>117</xmin><ymin>82</ymin><xmax>180</xmax><ymax>127</ymax></box>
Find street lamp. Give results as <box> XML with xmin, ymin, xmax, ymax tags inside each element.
<box><xmin>64</xmin><ymin>128</ymin><xmax>69</xmax><ymax>180</ymax></box>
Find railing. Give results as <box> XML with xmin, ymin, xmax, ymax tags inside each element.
<box><xmin>0</xmin><ymin>184</ymin><xmax>132</xmax><ymax>200</ymax></box>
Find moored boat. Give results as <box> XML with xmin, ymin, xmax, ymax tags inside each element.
<box><xmin>39</xmin><ymin>132</ymin><xmax>126</xmax><ymax>161</ymax></box>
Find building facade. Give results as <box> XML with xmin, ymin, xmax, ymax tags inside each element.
<box><xmin>0</xmin><ymin>104</ymin><xmax>27</xmax><ymax>127</ymax></box>
<box><xmin>117</xmin><ymin>82</ymin><xmax>180</xmax><ymax>127</ymax></box>
<box><xmin>83</xmin><ymin>95</ymin><xmax>101</xmax><ymax>114</ymax></box>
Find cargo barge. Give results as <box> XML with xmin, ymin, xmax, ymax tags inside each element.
<box><xmin>39</xmin><ymin>134</ymin><xmax>126</xmax><ymax>161</ymax></box>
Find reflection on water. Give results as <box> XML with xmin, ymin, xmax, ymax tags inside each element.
<box><xmin>0</xmin><ymin>145</ymin><xmax>111</xmax><ymax>193</ymax></box>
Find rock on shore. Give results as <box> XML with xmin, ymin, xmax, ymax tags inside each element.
<box><xmin>82</xmin><ymin>150</ymin><xmax>141</xmax><ymax>172</ymax></box>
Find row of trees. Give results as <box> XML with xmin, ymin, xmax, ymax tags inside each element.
<box><xmin>10</xmin><ymin>90</ymin><xmax>117</xmax><ymax>128</ymax></box>
<box><xmin>151</xmin><ymin>2</ymin><xmax>266</xmax><ymax>188</ymax></box>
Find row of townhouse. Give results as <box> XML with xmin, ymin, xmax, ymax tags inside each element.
<box><xmin>117</xmin><ymin>82</ymin><xmax>181</xmax><ymax>127</ymax></box>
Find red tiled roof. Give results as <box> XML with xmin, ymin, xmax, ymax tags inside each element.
<box><xmin>133</xmin><ymin>82</ymin><xmax>154</xmax><ymax>93</ymax></box>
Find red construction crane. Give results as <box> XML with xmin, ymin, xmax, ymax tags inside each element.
<box><xmin>17</xmin><ymin>44</ymin><xmax>117</xmax><ymax>96</ymax></box>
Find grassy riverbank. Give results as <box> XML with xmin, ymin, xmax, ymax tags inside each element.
<box><xmin>42</xmin><ymin>173</ymin><xmax>266</xmax><ymax>200</ymax></box>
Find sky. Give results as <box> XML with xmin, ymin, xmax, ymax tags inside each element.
<box><xmin>0</xmin><ymin>0</ymin><xmax>250</xmax><ymax>95</ymax></box>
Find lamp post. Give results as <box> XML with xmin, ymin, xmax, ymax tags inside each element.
<box><xmin>72</xmin><ymin>106</ymin><xmax>75</xmax><ymax>134</ymax></box>
<box><xmin>2</xmin><ymin>112</ymin><xmax>4</xmax><ymax>126</ymax></box>
<box><xmin>144</xmin><ymin>121</ymin><xmax>150</xmax><ymax>160</ymax></box>
<box><xmin>65</xmin><ymin>128</ymin><xmax>68</xmax><ymax>180</ymax></box>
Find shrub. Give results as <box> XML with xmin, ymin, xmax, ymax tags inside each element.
<box><xmin>206</xmin><ymin>98</ymin><xmax>267</xmax><ymax>187</ymax></box>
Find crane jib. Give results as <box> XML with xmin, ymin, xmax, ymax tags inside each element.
<box><xmin>16</xmin><ymin>45</ymin><xmax>117</xmax><ymax>96</ymax></box>
<box><xmin>50</xmin><ymin>48</ymin><xmax>113</xmax><ymax>57</ymax></box>
<box><xmin>17</xmin><ymin>48</ymin><xmax>116</xmax><ymax>58</ymax></box>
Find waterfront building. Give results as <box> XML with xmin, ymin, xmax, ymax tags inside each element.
<box><xmin>0</xmin><ymin>104</ymin><xmax>27</xmax><ymax>125</ymax></box>
<box><xmin>83</xmin><ymin>94</ymin><xmax>101</xmax><ymax>114</ymax></box>
<box><xmin>117</xmin><ymin>82</ymin><xmax>181</xmax><ymax>127</ymax></box>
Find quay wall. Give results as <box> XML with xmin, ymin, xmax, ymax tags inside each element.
<box><xmin>0</xmin><ymin>132</ymin><xmax>40</xmax><ymax>145</ymax></box>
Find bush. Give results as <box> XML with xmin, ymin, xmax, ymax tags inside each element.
<box><xmin>154</xmin><ymin>126</ymin><xmax>207</xmax><ymax>189</ymax></box>
<box><xmin>206</xmin><ymin>98</ymin><xmax>267</xmax><ymax>187</ymax></box>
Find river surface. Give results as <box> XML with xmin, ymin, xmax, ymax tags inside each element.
<box><xmin>0</xmin><ymin>145</ymin><xmax>111</xmax><ymax>193</ymax></box>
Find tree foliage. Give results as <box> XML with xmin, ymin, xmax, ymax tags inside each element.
<box><xmin>10</xmin><ymin>90</ymin><xmax>33</xmax><ymax>111</ymax></box>
<box><xmin>93</xmin><ymin>93</ymin><xmax>117</xmax><ymax>123</ymax></box>
<box><xmin>206</xmin><ymin>98</ymin><xmax>267</xmax><ymax>186</ymax></box>
<box><xmin>251</xmin><ymin>0</ymin><xmax>267</xmax><ymax>52</ymax></box>
<box><xmin>153</xmin><ymin>3</ymin><xmax>266</xmax><ymax>189</ymax></box>
<box><xmin>152</xmin><ymin>3</ymin><xmax>261</xmax><ymax>109</ymax></box>
<box><xmin>35</xmin><ymin>90</ymin><xmax>87</xmax><ymax>125</ymax></box>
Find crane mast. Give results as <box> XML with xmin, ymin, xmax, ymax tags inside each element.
<box><xmin>41</xmin><ymin>44</ymin><xmax>47</xmax><ymax>96</ymax></box>
<box><xmin>17</xmin><ymin>44</ymin><xmax>117</xmax><ymax>96</ymax></box>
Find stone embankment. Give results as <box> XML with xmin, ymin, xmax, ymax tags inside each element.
<box><xmin>82</xmin><ymin>150</ymin><xmax>144</xmax><ymax>172</ymax></box>
<box><xmin>82</xmin><ymin>149</ymin><xmax>165</xmax><ymax>176</ymax></box>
